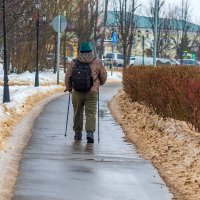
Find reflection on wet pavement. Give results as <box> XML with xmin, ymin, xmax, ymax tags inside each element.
<box><xmin>13</xmin><ymin>83</ymin><xmax>172</xmax><ymax>200</ymax></box>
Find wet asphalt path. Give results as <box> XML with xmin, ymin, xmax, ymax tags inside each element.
<box><xmin>13</xmin><ymin>83</ymin><xmax>172</xmax><ymax>200</ymax></box>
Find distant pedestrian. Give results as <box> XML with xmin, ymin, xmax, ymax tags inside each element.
<box><xmin>65</xmin><ymin>41</ymin><xmax>107</xmax><ymax>143</ymax></box>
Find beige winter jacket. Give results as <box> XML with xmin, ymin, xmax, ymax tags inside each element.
<box><xmin>65</xmin><ymin>53</ymin><xmax>107</xmax><ymax>92</ymax></box>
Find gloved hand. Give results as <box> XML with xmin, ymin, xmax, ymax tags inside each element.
<box><xmin>64</xmin><ymin>88</ymin><xmax>72</xmax><ymax>92</ymax></box>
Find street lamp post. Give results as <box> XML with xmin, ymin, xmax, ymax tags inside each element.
<box><xmin>142</xmin><ymin>36</ymin><xmax>145</xmax><ymax>65</ymax></box>
<box><xmin>153</xmin><ymin>0</ymin><xmax>158</xmax><ymax>66</ymax></box>
<box><xmin>3</xmin><ymin>0</ymin><xmax>10</xmax><ymax>103</ymax></box>
<box><xmin>138</xmin><ymin>30</ymin><xmax>149</xmax><ymax>65</ymax></box>
<box><xmin>34</xmin><ymin>0</ymin><xmax>41</xmax><ymax>87</ymax></box>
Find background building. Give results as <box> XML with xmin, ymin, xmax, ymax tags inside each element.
<box><xmin>99</xmin><ymin>11</ymin><xmax>200</xmax><ymax>59</ymax></box>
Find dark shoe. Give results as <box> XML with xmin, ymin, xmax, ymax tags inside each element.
<box><xmin>86</xmin><ymin>132</ymin><xmax>94</xmax><ymax>144</ymax></box>
<box><xmin>74</xmin><ymin>132</ymin><xmax>82</xmax><ymax>140</ymax></box>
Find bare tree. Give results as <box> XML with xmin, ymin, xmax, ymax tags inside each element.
<box><xmin>74</xmin><ymin>0</ymin><xmax>97</xmax><ymax>53</ymax></box>
<box><xmin>145</xmin><ymin>0</ymin><xmax>173</xmax><ymax>58</ymax></box>
<box><xmin>0</xmin><ymin>0</ymin><xmax>80</xmax><ymax>73</ymax></box>
<box><xmin>168</xmin><ymin>0</ymin><xmax>193</xmax><ymax>62</ymax></box>
<box><xmin>189</xmin><ymin>29</ymin><xmax>200</xmax><ymax>60</ymax></box>
<box><xmin>0</xmin><ymin>0</ymin><xmax>114</xmax><ymax>73</ymax></box>
<box><xmin>113</xmin><ymin>0</ymin><xmax>137</xmax><ymax>67</ymax></box>
<box><xmin>98</xmin><ymin>0</ymin><xmax>109</xmax><ymax>59</ymax></box>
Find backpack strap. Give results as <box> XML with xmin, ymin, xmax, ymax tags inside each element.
<box><xmin>73</xmin><ymin>59</ymin><xmax>80</xmax><ymax>66</ymax></box>
<box><xmin>91</xmin><ymin>57</ymin><xmax>96</xmax><ymax>63</ymax></box>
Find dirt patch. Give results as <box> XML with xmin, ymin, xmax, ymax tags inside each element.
<box><xmin>109</xmin><ymin>90</ymin><xmax>200</xmax><ymax>200</ymax></box>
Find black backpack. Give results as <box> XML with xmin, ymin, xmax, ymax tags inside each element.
<box><xmin>70</xmin><ymin>59</ymin><xmax>95</xmax><ymax>92</ymax></box>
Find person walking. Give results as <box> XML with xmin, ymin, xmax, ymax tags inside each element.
<box><xmin>65</xmin><ymin>41</ymin><xmax>107</xmax><ymax>143</ymax></box>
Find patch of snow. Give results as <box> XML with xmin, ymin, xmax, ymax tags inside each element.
<box><xmin>3</xmin><ymin>85</ymin><xmax>61</xmax><ymax>114</ymax></box>
<box><xmin>107</xmin><ymin>71</ymin><xmax>122</xmax><ymax>81</ymax></box>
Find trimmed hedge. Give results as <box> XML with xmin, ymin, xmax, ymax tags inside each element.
<box><xmin>123</xmin><ymin>66</ymin><xmax>200</xmax><ymax>131</ymax></box>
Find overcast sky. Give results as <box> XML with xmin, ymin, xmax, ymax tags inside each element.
<box><xmin>109</xmin><ymin>0</ymin><xmax>200</xmax><ymax>24</ymax></box>
<box><xmin>140</xmin><ymin>0</ymin><xmax>200</xmax><ymax>24</ymax></box>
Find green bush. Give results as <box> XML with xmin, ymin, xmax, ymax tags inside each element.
<box><xmin>123</xmin><ymin>66</ymin><xmax>200</xmax><ymax>131</ymax></box>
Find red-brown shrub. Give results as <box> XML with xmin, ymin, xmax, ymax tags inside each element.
<box><xmin>123</xmin><ymin>66</ymin><xmax>200</xmax><ymax>131</ymax></box>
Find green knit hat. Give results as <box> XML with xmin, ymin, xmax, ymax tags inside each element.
<box><xmin>80</xmin><ymin>42</ymin><xmax>93</xmax><ymax>53</ymax></box>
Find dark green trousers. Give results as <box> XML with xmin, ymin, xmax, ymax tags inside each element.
<box><xmin>72</xmin><ymin>91</ymin><xmax>98</xmax><ymax>133</ymax></box>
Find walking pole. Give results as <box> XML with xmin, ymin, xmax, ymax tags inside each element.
<box><xmin>64</xmin><ymin>91</ymin><xmax>71</xmax><ymax>137</ymax></box>
<box><xmin>97</xmin><ymin>90</ymin><xmax>100</xmax><ymax>141</ymax></box>
<box><xmin>93</xmin><ymin>39</ymin><xmax>100</xmax><ymax>141</ymax></box>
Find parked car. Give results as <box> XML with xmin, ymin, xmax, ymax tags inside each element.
<box><xmin>129</xmin><ymin>56</ymin><xmax>173</xmax><ymax>66</ymax></box>
<box><xmin>129</xmin><ymin>57</ymin><xmax>136</xmax><ymax>65</ymax></box>
<box><xmin>170</xmin><ymin>59</ymin><xmax>180</xmax><ymax>66</ymax></box>
<box><xmin>178</xmin><ymin>59</ymin><xmax>200</xmax><ymax>66</ymax></box>
<box><xmin>104</xmin><ymin>53</ymin><xmax>124</xmax><ymax>67</ymax></box>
